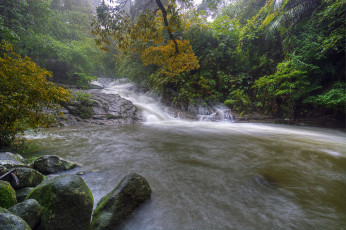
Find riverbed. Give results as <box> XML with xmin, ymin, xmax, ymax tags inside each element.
<box><xmin>23</xmin><ymin>80</ymin><xmax>346</xmax><ymax>230</ymax></box>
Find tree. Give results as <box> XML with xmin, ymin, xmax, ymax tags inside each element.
<box><xmin>92</xmin><ymin>0</ymin><xmax>200</xmax><ymax>77</ymax></box>
<box><xmin>0</xmin><ymin>42</ymin><xmax>71</xmax><ymax>147</ymax></box>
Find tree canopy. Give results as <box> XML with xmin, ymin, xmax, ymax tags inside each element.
<box><xmin>94</xmin><ymin>0</ymin><xmax>344</xmax><ymax>121</ymax></box>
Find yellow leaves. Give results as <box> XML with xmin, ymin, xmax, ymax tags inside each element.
<box><xmin>141</xmin><ymin>39</ymin><xmax>200</xmax><ymax>77</ymax></box>
<box><xmin>0</xmin><ymin>42</ymin><xmax>71</xmax><ymax>145</ymax></box>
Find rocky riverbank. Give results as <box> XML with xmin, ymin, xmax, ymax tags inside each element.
<box><xmin>0</xmin><ymin>152</ymin><xmax>151</xmax><ymax>230</ymax></box>
<box><xmin>58</xmin><ymin>91</ymin><xmax>141</xmax><ymax>127</ymax></box>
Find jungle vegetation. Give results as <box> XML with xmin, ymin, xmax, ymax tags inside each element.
<box><xmin>0</xmin><ymin>0</ymin><xmax>345</xmax><ymax>146</ymax></box>
<box><xmin>94</xmin><ymin>0</ymin><xmax>345</xmax><ymax>120</ymax></box>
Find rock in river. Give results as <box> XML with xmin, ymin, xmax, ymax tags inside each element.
<box><xmin>9</xmin><ymin>199</ymin><xmax>42</xmax><ymax>229</ymax></box>
<box><xmin>33</xmin><ymin>155</ymin><xmax>77</xmax><ymax>174</ymax></box>
<box><xmin>26</xmin><ymin>174</ymin><xmax>93</xmax><ymax>230</ymax></box>
<box><xmin>0</xmin><ymin>152</ymin><xmax>27</xmax><ymax>168</ymax></box>
<box><xmin>60</xmin><ymin>91</ymin><xmax>140</xmax><ymax>126</ymax></box>
<box><xmin>0</xmin><ymin>180</ymin><xmax>17</xmax><ymax>208</ymax></box>
<box><xmin>0</xmin><ymin>208</ymin><xmax>31</xmax><ymax>230</ymax></box>
<box><xmin>91</xmin><ymin>173</ymin><xmax>151</xmax><ymax>230</ymax></box>
<box><xmin>6</xmin><ymin>167</ymin><xmax>44</xmax><ymax>189</ymax></box>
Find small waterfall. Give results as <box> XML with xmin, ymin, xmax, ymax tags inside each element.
<box><xmin>188</xmin><ymin>103</ymin><xmax>234</xmax><ymax>122</ymax></box>
<box><xmin>101</xmin><ymin>79</ymin><xmax>174</xmax><ymax>122</ymax></box>
<box><xmin>99</xmin><ymin>78</ymin><xmax>234</xmax><ymax>123</ymax></box>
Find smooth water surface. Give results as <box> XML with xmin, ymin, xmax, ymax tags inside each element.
<box><xmin>23</xmin><ymin>81</ymin><xmax>346</xmax><ymax>230</ymax></box>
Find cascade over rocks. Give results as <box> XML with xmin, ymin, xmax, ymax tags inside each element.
<box><xmin>9</xmin><ymin>199</ymin><xmax>42</xmax><ymax>229</ymax></box>
<box><xmin>26</xmin><ymin>174</ymin><xmax>93</xmax><ymax>230</ymax></box>
<box><xmin>91</xmin><ymin>173</ymin><xmax>152</xmax><ymax>230</ymax></box>
<box><xmin>33</xmin><ymin>155</ymin><xmax>77</xmax><ymax>175</ymax></box>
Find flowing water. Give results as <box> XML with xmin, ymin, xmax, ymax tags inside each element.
<box><xmin>23</xmin><ymin>80</ymin><xmax>346</xmax><ymax>230</ymax></box>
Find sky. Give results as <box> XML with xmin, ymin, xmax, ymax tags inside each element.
<box><xmin>106</xmin><ymin>0</ymin><xmax>204</xmax><ymax>7</ymax></box>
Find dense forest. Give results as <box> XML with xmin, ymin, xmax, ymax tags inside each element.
<box><xmin>0</xmin><ymin>0</ymin><xmax>345</xmax><ymax>146</ymax></box>
<box><xmin>93</xmin><ymin>0</ymin><xmax>344</xmax><ymax>121</ymax></box>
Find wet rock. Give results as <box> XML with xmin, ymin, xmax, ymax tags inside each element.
<box><xmin>16</xmin><ymin>187</ymin><xmax>34</xmax><ymax>203</ymax></box>
<box><xmin>0</xmin><ymin>211</ymin><xmax>31</xmax><ymax>230</ymax></box>
<box><xmin>0</xmin><ymin>152</ymin><xmax>27</xmax><ymax>168</ymax></box>
<box><xmin>6</xmin><ymin>168</ymin><xmax>44</xmax><ymax>189</ymax></box>
<box><xmin>9</xmin><ymin>199</ymin><xmax>42</xmax><ymax>229</ymax></box>
<box><xmin>26</xmin><ymin>174</ymin><xmax>93</xmax><ymax>230</ymax></box>
<box><xmin>0</xmin><ymin>180</ymin><xmax>17</xmax><ymax>208</ymax></box>
<box><xmin>33</xmin><ymin>155</ymin><xmax>77</xmax><ymax>174</ymax></box>
<box><xmin>61</xmin><ymin>91</ymin><xmax>140</xmax><ymax>126</ymax></box>
<box><xmin>91</xmin><ymin>173</ymin><xmax>151</xmax><ymax>230</ymax></box>
<box><xmin>0</xmin><ymin>207</ymin><xmax>11</xmax><ymax>213</ymax></box>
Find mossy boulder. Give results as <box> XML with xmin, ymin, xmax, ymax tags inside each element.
<box><xmin>0</xmin><ymin>212</ymin><xmax>32</xmax><ymax>230</ymax></box>
<box><xmin>16</xmin><ymin>187</ymin><xmax>34</xmax><ymax>203</ymax></box>
<box><xmin>33</xmin><ymin>155</ymin><xmax>77</xmax><ymax>174</ymax></box>
<box><xmin>0</xmin><ymin>152</ymin><xmax>27</xmax><ymax>169</ymax></box>
<box><xmin>91</xmin><ymin>173</ymin><xmax>151</xmax><ymax>230</ymax></box>
<box><xmin>0</xmin><ymin>180</ymin><xmax>17</xmax><ymax>208</ymax></box>
<box><xmin>5</xmin><ymin>168</ymin><xmax>44</xmax><ymax>189</ymax></box>
<box><xmin>9</xmin><ymin>199</ymin><xmax>42</xmax><ymax>229</ymax></box>
<box><xmin>26</xmin><ymin>174</ymin><xmax>93</xmax><ymax>230</ymax></box>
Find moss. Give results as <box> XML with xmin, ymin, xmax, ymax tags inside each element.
<box><xmin>64</xmin><ymin>161</ymin><xmax>76</xmax><ymax>170</ymax></box>
<box><xmin>0</xmin><ymin>181</ymin><xmax>17</xmax><ymax>208</ymax></box>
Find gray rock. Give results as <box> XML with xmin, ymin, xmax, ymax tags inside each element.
<box><xmin>33</xmin><ymin>155</ymin><xmax>77</xmax><ymax>174</ymax></box>
<box><xmin>6</xmin><ymin>168</ymin><xmax>44</xmax><ymax>189</ymax></box>
<box><xmin>91</xmin><ymin>173</ymin><xmax>151</xmax><ymax>230</ymax></box>
<box><xmin>16</xmin><ymin>187</ymin><xmax>34</xmax><ymax>203</ymax></box>
<box><xmin>61</xmin><ymin>91</ymin><xmax>140</xmax><ymax>126</ymax></box>
<box><xmin>0</xmin><ymin>180</ymin><xmax>17</xmax><ymax>208</ymax></box>
<box><xmin>26</xmin><ymin>174</ymin><xmax>93</xmax><ymax>230</ymax></box>
<box><xmin>0</xmin><ymin>207</ymin><xmax>11</xmax><ymax>213</ymax></box>
<box><xmin>9</xmin><ymin>199</ymin><xmax>42</xmax><ymax>229</ymax></box>
<box><xmin>0</xmin><ymin>212</ymin><xmax>31</xmax><ymax>230</ymax></box>
<box><xmin>0</xmin><ymin>152</ymin><xmax>27</xmax><ymax>168</ymax></box>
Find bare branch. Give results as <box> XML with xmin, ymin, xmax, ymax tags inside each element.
<box><xmin>0</xmin><ymin>169</ymin><xmax>15</xmax><ymax>180</ymax></box>
<box><xmin>155</xmin><ymin>0</ymin><xmax>179</xmax><ymax>54</ymax></box>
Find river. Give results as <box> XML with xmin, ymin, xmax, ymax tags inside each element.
<box><xmin>23</xmin><ymin>80</ymin><xmax>346</xmax><ymax>230</ymax></box>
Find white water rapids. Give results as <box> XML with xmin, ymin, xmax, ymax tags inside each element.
<box><xmin>24</xmin><ymin>79</ymin><xmax>346</xmax><ymax>230</ymax></box>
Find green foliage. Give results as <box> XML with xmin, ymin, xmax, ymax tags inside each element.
<box><xmin>96</xmin><ymin>0</ymin><xmax>344</xmax><ymax>121</ymax></box>
<box><xmin>71</xmin><ymin>91</ymin><xmax>94</xmax><ymax>119</ymax></box>
<box><xmin>74</xmin><ymin>73</ymin><xmax>97</xmax><ymax>89</ymax></box>
<box><xmin>0</xmin><ymin>42</ymin><xmax>71</xmax><ymax>147</ymax></box>
<box><xmin>0</xmin><ymin>0</ymin><xmax>115</xmax><ymax>84</ymax></box>
<box><xmin>254</xmin><ymin>60</ymin><xmax>310</xmax><ymax>118</ymax></box>
<box><xmin>304</xmin><ymin>82</ymin><xmax>346</xmax><ymax>111</ymax></box>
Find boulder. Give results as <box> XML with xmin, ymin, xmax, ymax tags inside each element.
<box><xmin>16</xmin><ymin>187</ymin><xmax>34</xmax><ymax>202</ymax></box>
<box><xmin>91</xmin><ymin>173</ymin><xmax>151</xmax><ymax>230</ymax></box>
<box><xmin>6</xmin><ymin>168</ymin><xmax>44</xmax><ymax>189</ymax></box>
<box><xmin>60</xmin><ymin>92</ymin><xmax>140</xmax><ymax>126</ymax></box>
<box><xmin>0</xmin><ymin>152</ymin><xmax>27</xmax><ymax>168</ymax></box>
<box><xmin>0</xmin><ymin>211</ymin><xmax>32</xmax><ymax>230</ymax></box>
<box><xmin>33</xmin><ymin>155</ymin><xmax>77</xmax><ymax>174</ymax></box>
<box><xmin>0</xmin><ymin>207</ymin><xmax>11</xmax><ymax>213</ymax></box>
<box><xmin>9</xmin><ymin>199</ymin><xmax>42</xmax><ymax>229</ymax></box>
<box><xmin>0</xmin><ymin>180</ymin><xmax>17</xmax><ymax>208</ymax></box>
<box><xmin>26</xmin><ymin>174</ymin><xmax>93</xmax><ymax>230</ymax></box>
